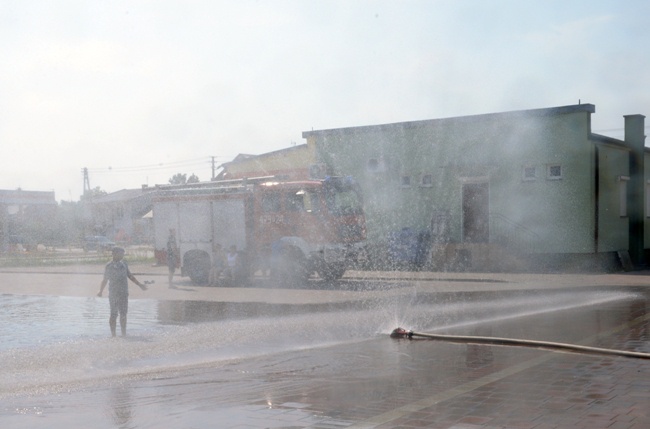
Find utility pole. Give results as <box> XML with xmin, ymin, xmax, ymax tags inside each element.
<box><xmin>82</xmin><ymin>167</ymin><xmax>91</xmax><ymax>195</ymax></box>
<box><xmin>81</xmin><ymin>167</ymin><xmax>94</xmax><ymax>236</ymax></box>
<box><xmin>211</xmin><ymin>156</ymin><xmax>216</xmax><ymax>181</ymax></box>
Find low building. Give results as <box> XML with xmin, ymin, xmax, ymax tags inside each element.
<box><xmin>88</xmin><ymin>188</ymin><xmax>153</xmax><ymax>244</ymax></box>
<box><xmin>303</xmin><ymin>103</ymin><xmax>647</xmax><ymax>272</ymax></box>
<box><xmin>0</xmin><ymin>189</ymin><xmax>57</xmax><ymax>251</ymax></box>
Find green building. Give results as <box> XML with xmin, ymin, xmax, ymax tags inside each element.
<box><xmin>302</xmin><ymin>104</ymin><xmax>647</xmax><ymax>271</ymax></box>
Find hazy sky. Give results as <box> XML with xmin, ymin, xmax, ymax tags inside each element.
<box><xmin>1</xmin><ymin>0</ymin><xmax>648</xmax><ymax>201</ymax></box>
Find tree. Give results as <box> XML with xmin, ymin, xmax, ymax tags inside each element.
<box><xmin>168</xmin><ymin>173</ymin><xmax>200</xmax><ymax>185</ymax></box>
<box><xmin>80</xmin><ymin>186</ymin><xmax>107</xmax><ymax>201</ymax></box>
<box><xmin>168</xmin><ymin>173</ymin><xmax>187</xmax><ymax>185</ymax></box>
<box><xmin>53</xmin><ymin>200</ymin><xmax>85</xmax><ymax>245</ymax></box>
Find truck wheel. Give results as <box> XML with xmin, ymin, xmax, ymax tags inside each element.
<box><xmin>184</xmin><ymin>249</ymin><xmax>211</xmax><ymax>285</ymax></box>
<box><xmin>274</xmin><ymin>247</ymin><xmax>310</xmax><ymax>286</ymax></box>
<box><xmin>317</xmin><ymin>263</ymin><xmax>346</xmax><ymax>281</ymax></box>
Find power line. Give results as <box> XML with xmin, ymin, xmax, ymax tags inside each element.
<box><xmin>82</xmin><ymin>156</ymin><xmax>234</xmax><ymax>191</ymax></box>
<box><xmin>85</xmin><ymin>156</ymin><xmax>232</xmax><ymax>175</ymax></box>
<box><xmin>86</xmin><ymin>156</ymin><xmax>209</xmax><ymax>172</ymax></box>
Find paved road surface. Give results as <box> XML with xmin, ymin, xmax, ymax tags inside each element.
<box><xmin>0</xmin><ymin>265</ymin><xmax>648</xmax><ymax>428</ymax></box>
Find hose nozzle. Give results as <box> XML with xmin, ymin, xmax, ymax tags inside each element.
<box><xmin>390</xmin><ymin>327</ymin><xmax>413</xmax><ymax>339</ymax></box>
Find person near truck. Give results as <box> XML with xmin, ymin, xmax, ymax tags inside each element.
<box><xmin>209</xmin><ymin>243</ymin><xmax>226</xmax><ymax>286</ymax></box>
<box><xmin>226</xmin><ymin>245</ymin><xmax>240</xmax><ymax>284</ymax></box>
<box><xmin>97</xmin><ymin>247</ymin><xmax>148</xmax><ymax>337</ymax></box>
<box><xmin>166</xmin><ymin>229</ymin><xmax>178</xmax><ymax>288</ymax></box>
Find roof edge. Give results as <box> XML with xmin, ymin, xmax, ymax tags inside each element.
<box><xmin>302</xmin><ymin>103</ymin><xmax>596</xmax><ymax>138</ymax></box>
<box><xmin>590</xmin><ymin>133</ymin><xmax>629</xmax><ymax>150</ymax></box>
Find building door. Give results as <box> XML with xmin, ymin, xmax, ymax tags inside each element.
<box><xmin>462</xmin><ymin>182</ymin><xmax>489</xmax><ymax>243</ymax></box>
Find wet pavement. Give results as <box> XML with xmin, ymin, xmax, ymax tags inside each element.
<box><xmin>0</xmin><ymin>265</ymin><xmax>649</xmax><ymax>428</ymax></box>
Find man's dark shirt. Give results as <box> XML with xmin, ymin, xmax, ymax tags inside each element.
<box><xmin>104</xmin><ymin>260</ymin><xmax>131</xmax><ymax>298</ymax></box>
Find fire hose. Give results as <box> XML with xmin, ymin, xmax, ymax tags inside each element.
<box><xmin>390</xmin><ymin>327</ymin><xmax>650</xmax><ymax>360</ymax></box>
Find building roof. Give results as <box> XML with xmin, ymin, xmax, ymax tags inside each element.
<box><xmin>590</xmin><ymin>133</ymin><xmax>629</xmax><ymax>150</ymax></box>
<box><xmin>227</xmin><ymin>153</ymin><xmax>257</xmax><ymax>163</ymax></box>
<box><xmin>90</xmin><ymin>188</ymin><xmax>151</xmax><ymax>204</ymax></box>
<box><xmin>0</xmin><ymin>189</ymin><xmax>56</xmax><ymax>205</ymax></box>
<box><xmin>221</xmin><ymin>145</ymin><xmax>308</xmax><ymax>167</ymax></box>
<box><xmin>302</xmin><ymin>103</ymin><xmax>596</xmax><ymax>138</ymax></box>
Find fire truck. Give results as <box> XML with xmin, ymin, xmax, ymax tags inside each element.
<box><xmin>151</xmin><ymin>176</ymin><xmax>366</xmax><ymax>285</ymax></box>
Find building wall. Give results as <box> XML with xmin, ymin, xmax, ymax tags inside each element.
<box><xmin>596</xmin><ymin>142</ymin><xmax>630</xmax><ymax>252</ymax></box>
<box><xmin>89</xmin><ymin>190</ymin><xmax>153</xmax><ymax>244</ymax></box>
<box><xmin>306</xmin><ymin>104</ymin><xmax>613</xmax><ymax>259</ymax></box>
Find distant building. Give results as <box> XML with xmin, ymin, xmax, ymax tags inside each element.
<box><xmin>303</xmin><ymin>103</ymin><xmax>648</xmax><ymax>271</ymax></box>
<box><xmin>88</xmin><ymin>188</ymin><xmax>153</xmax><ymax>244</ymax></box>
<box><xmin>0</xmin><ymin>189</ymin><xmax>57</xmax><ymax>251</ymax></box>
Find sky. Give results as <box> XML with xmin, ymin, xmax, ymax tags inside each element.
<box><xmin>1</xmin><ymin>0</ymin><xmax>649</xmax><ymax>202</ymax></box>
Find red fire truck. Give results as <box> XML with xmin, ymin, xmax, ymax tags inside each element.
<box><xmin>151</xmin><ymin>176</ymin><xmax>366</xmax><ymax>285</ymax></box>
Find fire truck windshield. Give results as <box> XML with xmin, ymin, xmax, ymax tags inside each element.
<box><xmin>323</xmin><ymin>177</ymin><xmax>363</xmax><ymax>216</ymax></box>
<box><xmin>326</xmin><ymin>189</ymin><xmax>363</xmax><ymax>215</ymax></box>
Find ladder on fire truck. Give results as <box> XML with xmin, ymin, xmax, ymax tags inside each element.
<box><xmin>150</xmin><ymin>175</ymin><xmax>290</xmax><ymax>193</ymax></box>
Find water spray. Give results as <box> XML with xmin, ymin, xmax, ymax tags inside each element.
<box><xmin>390</xmin><ymin>327</ymin><xmax>650</xmax><ymax>360</ymax></box>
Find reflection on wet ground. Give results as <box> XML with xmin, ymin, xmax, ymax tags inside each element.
<box><xmin>157</xmin><ymin>286</ymin><xmax>647</xmax><ymax>327</ymax></box>
<box><xmin>1</xmin><ymin>286</ymin><xmax>644</xmax><ymax>346</ymax></box>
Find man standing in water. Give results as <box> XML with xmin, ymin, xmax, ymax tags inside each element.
<box><xmin>97</xmin><ymin>247</ymin><xmax>148</xmax><ymax>337</ymax></box>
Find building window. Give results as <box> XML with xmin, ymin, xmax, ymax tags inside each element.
<box><xmin>420</xmin><ymin>174</ymin><xmax>433</xmax><ymax>187</ymax></box>
<box><xmin>309</xmin><ymin>163</ymin><xmax>327</xmax><ymax>179</ymax></box>
<box><xmin>619</xmin><ymin>176</ymin><xmax>629</xmax><ymax>217</ymax></box>
<box><xmin>401</xmin><ymin>176</ymin><xmax>411</xmax><ymax>188</ymax></box>
<box><xmin>547</xmin><ymin>164</ymin><xmax>563</xmax><ymax>180</ymax></box>
<box><xmin>367</xmin><ymin>157</ymin><xmax>386</xmax><ymax>173</ymax></box>
<box><xmin>522</xmin><ymin>166</ymin><xmax>536</xmax><ymax>181</ymax></box>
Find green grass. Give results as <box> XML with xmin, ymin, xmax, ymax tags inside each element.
<box><xmin>0</xmin><ymin>250</ymin><xmax>155</xmax><ymax>268</ymax></box>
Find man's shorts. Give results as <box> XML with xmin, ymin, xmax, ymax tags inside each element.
<box><xmin>109</xmin><ymin>293</ymin><xmax>128</xmax><ymax>317</ymax></box>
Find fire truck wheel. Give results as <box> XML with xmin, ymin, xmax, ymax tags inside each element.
<box><xmin>184</xmin><ymin>249</ymin><xmax>211</xmax><ymax>285</ymax></box>
<box><xmin>317</xmin><ymin>263</ymin><xmax>346</xmax><ymax>281</ymax></box>
<box><xmin>277</xmin><ymin>248</ymin><xmax>310</xmax><ymax>286</ymax></box>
